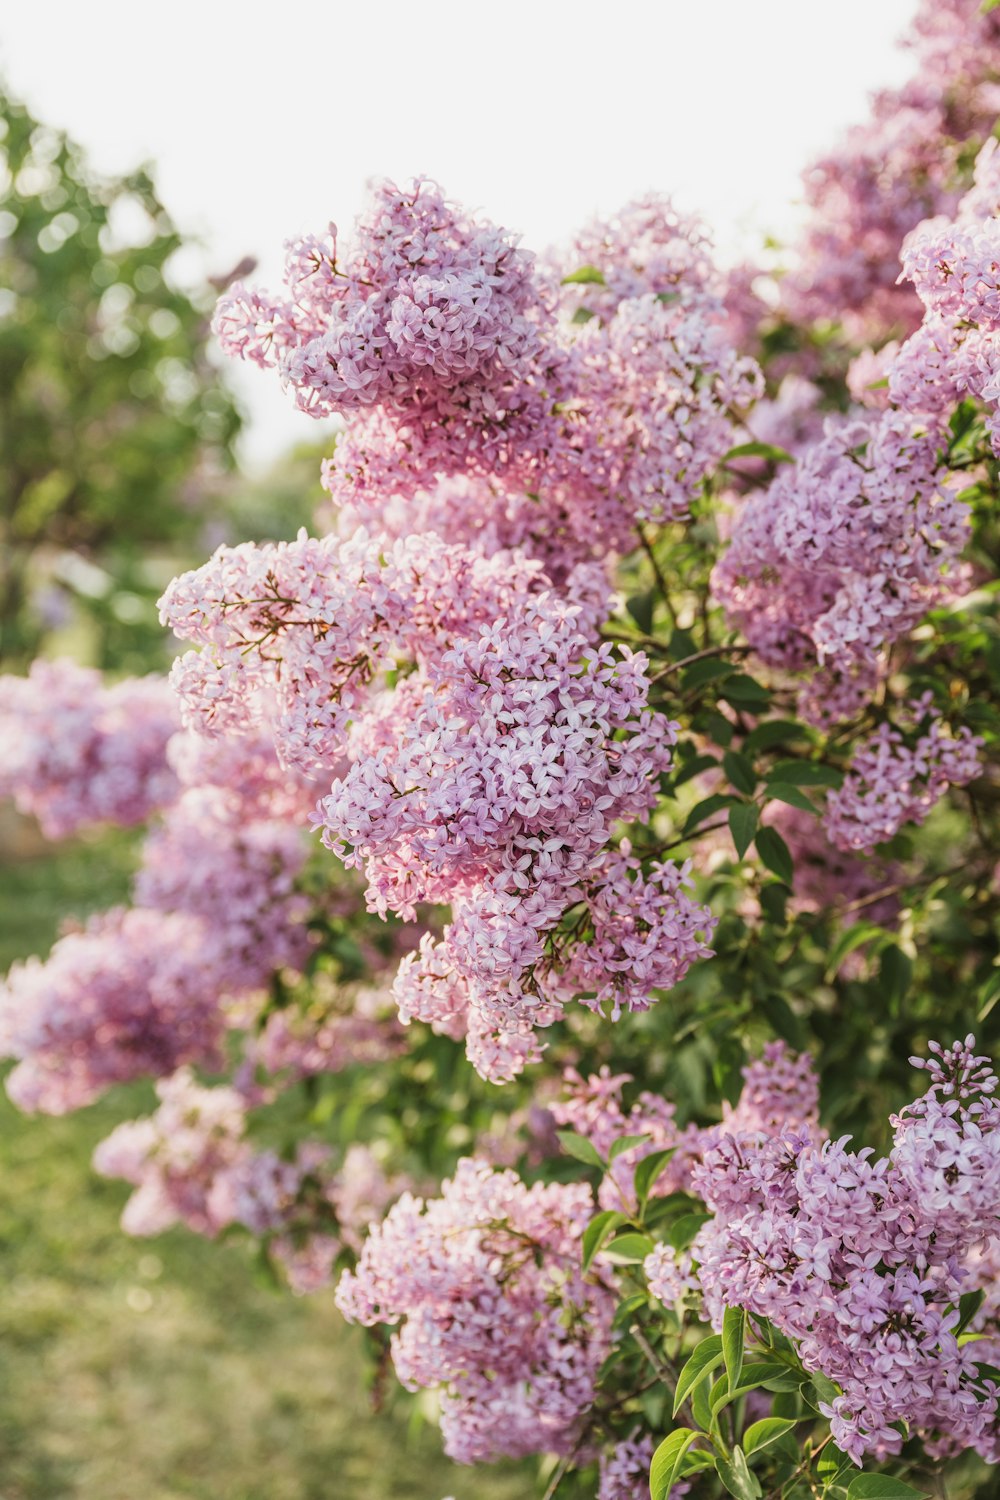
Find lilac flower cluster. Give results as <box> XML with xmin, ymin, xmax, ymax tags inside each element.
<box><xmin>644</xmin><ymin>1040</ymin><xmax>1000</xmax><ymax>1466</ymax></box>
<box><xmin>162</xmin><ymin>526</ymin><xmax>711</xmax><ymax>1081</ymax></box>
<box><xmin>94</xmin><ymin>1069</ymin><xmax>402</xmax><ymax>1294</ymax></box>
<box><xmin>0</xmin><ymin>729</ymin><xmax>314</xmax><ymax>1112</ymax></box>
<box><xmin>824</xmin><ymin>713</ymin><xmax>982</xmax><ymax>853</ymax></box>
<box><xmin>893</xmin><ymin>138</ymin><xmax>1000</xmax><ymax>453</ymax></box>
<box><xmin>217</xmin><ymin>179</ymin><xmax>760</xmax><ymax>569</ymax></box>
<box><xmin>336</xmin><ymin>1157</ymin><xmax>614</xmax><ymax>1465</ymax></box>
<box><xmin>0</xmin><ymin>659</ymin><xmax>178</xmax><ymax>838</ymax></box>
<box><xmin>713</xmin><ymin>410</ymin><xmax>969</xmax><ymax>723</ymax></box>
<box><xmin>782</xmin><ymin>0</ymin><xmax>1000</xmax><ymax>340</ymax></box>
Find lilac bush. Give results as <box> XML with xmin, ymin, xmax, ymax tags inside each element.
<box><xmin>3</xmin><ymin>3</ymin><xmax>1000</xmax><ymax>1496</ymax></box>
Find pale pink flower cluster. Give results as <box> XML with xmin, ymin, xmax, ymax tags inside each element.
<box><xmin>0</xmin><ymin>730</ymin><xmax>314</xmax><ymax>1112</ymax></box>
<box><xmin>214</xmin><ymin>178</ymin><xmax>543</xmax><ymax>419</ymax></box>
<box><xmin>647</xmin><ymin>1039</ymin><xmax>1000</xmax><ymax>1466</ymax></box>
<box><xmin>893</xmin><ymin>138</ymin><xmax>1000</xmax><ymax>453</ymax></box>
<box><xmin>598</xmin><ymin>1432</ymin><xmax>659</xmax><ymax>1500</ymax></box>
<box><xmin>245</xmin><ymin>988</ymin><xmax>405</xmax><ymax>1085</ymax></box>
<box><xmin>95</xmin><ymin>1071</ymin><xmax>401</xmax><ymax>1294</ymax></box>
<box><xmin>0</xmin><ymin>659</ymin><xmax>178</xmax><ymax>838</ymax></box>
<box><xmin>782</xmin><ymin>0</ymin><xmax>1000</xmax><ymax>340</ymax></box>
<box><xmin>162</xmin><ymin>523</ymin><xmax>710</xmax><ymax>1080</ymax></box>
<box><xmin>160</xmin><ymin>528</ymin><xmax>548</xmax><ymax>773</ymax></box>
<box><xmin>551</xmin><ymin>848</ymin><xmax>715</xmax><ymax>1022</ymax></box>
<box><xmin>0</xmin><ymin>909</ymin><xmax>227</xmax><ymax>1114</ymax></box>
<box><xmin>766</xmin><ymin>802</ymin><xmax>901</xmax><ymax>935</ymax></box>
<box><xmin>336</xmin><ymin>1158</ymin><xmax>613</xmax><ymax>1465</ymax></box>
<box><xmin>217</xmin><ymin>178</ymin><xmax>760</xmax><ymax>568</ymax></box>
<box><xmin>713</xmin><ymin>410</ymin><xmax>968</xmax><ymax>722</ymax></box>
<box><xmin>93</xmin><ymin>1068</ymin><xmax>249</xmax><ymax>1236</ymax></box>
<box><xmin>824</xmin><ymin>715</ymin><xmax>982</xmax><ymax>853</ymax></box>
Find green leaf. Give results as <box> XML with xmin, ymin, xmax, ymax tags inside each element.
<box><xmin>728</xmin><ymin>802</ymin><xmax>759</xmax><ymax>859</ymax></box>
<box><xmin>668</xmin><ymin>1212</ymin><xmax>712</xmax><ymax>1251</ymax></box>
<box><xmin>880</xmin><ymin>944</ymin><xmax>912</xmax><ymax>1004</ymax></box>
<box><xmin>845</xmin><ymin>1477</ymin><xmax>929</xmax><ymax>1499</ymax></box>
<box><xmin>764</xmin><ymin>783</ymin><xmax>815</xmax><ymax>813</ymax></box>
<box><xmin>978</xmin><ymin>969</ymin><xmax>1000</xmax><ymax>1022</ymax></box>
<box><xmin>570</xmin><ymin>305</ymin><xmax>596</xmax><ymax>324</ymax></box>
<box><xmin>804</xmin><ymin>1368</ymin><xmax>841</xmax><ymax>1408</ymax></box>
<box><xmin>957</xmin><ymin>1287</ymin><xmax>986</xmax><ymax>1334</ymax></box>
<box><xmin>673</xmin><ymin>1334</ymin><xmax>724</xmax><ymax>1415</ymax></box>
<box><xmin>743</xmin><ymin>719</ymin><xmax>812</xmax><ymax>754</ymax></box>
<box><xmin>634</xmin><ymin>1147</ymin><xmax>677</xmax><ymax>1208</ymax></box>
<box><xmin>720</xmin><ymin>673</ymin><xmax>771</xmax><ymax>708</ymax></box>
<box><xmin>609</xmin><ymin>1131</ymin><xmax>651</xmax><ymax>1161</ymax></box>
<box><xmin>626</xmin><ymin>590</ymin><xmax>654</xmax><ymax>635</ymax></box>
<box><xmin>612</xmin><ymin>1291</ymin><xmax>648</xmax><ymax>1331</ymax></box>
<box><xmin>561</xmin><ymin>264</ymin><xmax>606</xmax><ymax>285</ymax></box>
<box><xmin>755</xmin><ymin>826</ymin><xmax>793</xmax><ymax>884</ymax></box>
<box><xmin>604</xmin><ymin>1231</ymin><xmax>655</xmax><ymax>1263</ymax></box>
<box><xmin>716</xmin><ymin>1446</ymin><xmax>762</xmax><ymax>1500</ymax></box>
<box><xmin>723</xmin><ymin>750</ymin><xmax>757</xmax><ymax>795</ymax></box>
<box><xmin>581</xmin><ymin>1210</ymin><xmax>626</xmax><ymax>1271</ymax></box>
<box><xmin>674</xmin><ymin>753</ymin><xmax>721</xmax><ymax>787</ymax></box>
<box><xmin>690</xmin><ymin>1370</ymin><xmax>714</xmax><ymax>1431</ymax></box>
<box><xmin>683</xmin><ymin>793</ymin><xmax>737</xmax><ymax>836</ymax></box>
<box><xmin>722</xmin><ymin>1306</ymin><xmax>745</xmax><ymax>1393</ymax></box>
<box><xmin>682</xmin><ymin>656</ymin><xmax>736</xmax><ymax>690</ymax></box>
<box><xmin>723</xmin><ymin>440</ymin><xmax>794</xmax><ymax>465</ymax></box>
<box><xmin>650</xmin><ymin>1429</ymin><xmax>699</xmax><ymax>1500</ymax></box>
<box><xmin>743</xmin><ymin>1417</ymin><xmax>796</xmax><ymax>1455</ymax></box>
<box><xmin>759</xmin><ymin>886</ymin><xmax>790</xmax><ymax>928</ymax></box>
<box><xmin>767</xmin><ymin>760</ymin><xmax>843</xmax><ymax>788</ymax></box>
<box><xmin>817</xmin><ymin>1444</ymin><xmax>854</xmax><ymax>1482</ymax></box>
<box><xmin>711</xmin><ymin>1362</ymin><xmax>792</xmax><ymax>1416</ymax></box>
<box><xmin>556</xmin><ymin>1130</ymin><xmax>604</xmax><ymax>1169</ymax></box>
<box><xmin>824</xmin><ymin>921</ymin><xmax>887</xmax><ymax>980</ymax></box>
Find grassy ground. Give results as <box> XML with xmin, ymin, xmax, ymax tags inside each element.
<box><xmin>0</xmin><ymin>826</ymin><xmax>528</xmax><ymax>1500</ymax></box>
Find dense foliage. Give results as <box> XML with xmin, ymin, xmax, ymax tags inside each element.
<box><xmin>0</xmin><ymin>87</ymin><xmax>241</xmax><ymax>667</ymax></box>
<box><xmin>4</xmin><ymin>3</ymin><xmax>1000</xmax><ymax>1496</ymax></box>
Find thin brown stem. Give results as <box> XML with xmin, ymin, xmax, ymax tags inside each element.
<box><xmin>650</xmin><ymin>643</ymin><xmax>755</xmax><ymax>685</ymax></box>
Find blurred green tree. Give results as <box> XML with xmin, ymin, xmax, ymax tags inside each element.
<box><xmin>0</xmin><ymin>86</ymin><xmax>243</xmax><ymax>666</ymax></box>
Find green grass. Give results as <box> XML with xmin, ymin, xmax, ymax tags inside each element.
<box><xmin>0</xmin><ymin>827</ymin><xmax>529</xmax><ymax>1500</ymax></box>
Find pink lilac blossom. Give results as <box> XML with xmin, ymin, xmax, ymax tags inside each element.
<box><xmin>135</xmin><ymin>785</ymin><xmax>312</xmax><ymax>989</ymax></box>
<box><xmin>0</xmin><ymin>909</ymin><xmax>226</xmax><ymax>1113</ymax></box>
<box><xmin>220</xmin><ymin>1142</ymin><xmax>344</xmax><ymax>1294</ymax></box>
<box><xmin>93</xmin><ymin>1068</ymin><xmax>248</xmax><ymax>1237</ymax></box>
<box><xmin>245</xmin><ymin>987</ymin><xmax>405</xmax><ymax>1085</ymax></box>
<box><xmin>96</xmin><ymin>1075</ymin><xmax>402</xmax><ymax>1295</ymax></box>
<box><xmin>824</xmin><ymin>714</ymin><xmax>982</xmax><ymax>853</ymax></box>
<box><xmin>217</xmin><ymin>178</ymin><xmax>759</xmax><ymax>569</ymax></box>
<box><xmin>713</xmin><ymin>410</ymin><xmax>969</xmax><ymax>722</ymax></box>
<box><xmin>894</xmin><ymin>137</ymin><xmax>1000</xmax><ymax>454</ymax></box>
<box><xmin>765</xmin><ymin>802</ymin><xmax>901</xmax><ymax>935</ymax></box>
<box><xmin>598</xmin><ymin>1432</ymin><xmax>662</xmax><ymax>1500</ymax></box>
<box><xmin>0</xmin><ymin>725</ymin><xmax>314</xmax><ymax>1113</ymax></box>
<box><xmin>547</xmin><ymin>847</ymin><xmax>715</xmax><ymax>1021</ymax></box>
<box><xmin>658</xmin><ymin>1038</ymin><xmax>1000</xmax><ymax>1466</ymax></box>
<box><xmin>265</xmin><ymin>577</ymin><xmax>697</xmax><ymax>1080</ymax></box>
<box><xmin>781</xmin><ymin>0</ymin><xmax>1000</xmax><ymax>341</ymax></box>
<box><xmin>336</xmin><ymin>1157</ymin><xmax>614</xmax><ymax>1465</ymax></box>
<box><xmin>160</xmin><ymin>528</ymin><xmax>548</xmax><ymax>775</ymax></box>
<box><xmin>0</xmin><ymin>659</ymin><xmax>178</xmax><ymax>837</ymax></box>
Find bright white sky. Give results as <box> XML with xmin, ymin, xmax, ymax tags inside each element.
<box><xmin>1</xmin><ymin>0</ymin><xmax>916</xmax><ymax>469</ymax></box>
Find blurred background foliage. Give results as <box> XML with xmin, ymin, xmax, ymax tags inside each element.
<box><xmin>0</xmin><ymin>84</ymin><xmax>322</xmax><ymax>674</ymax></box>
